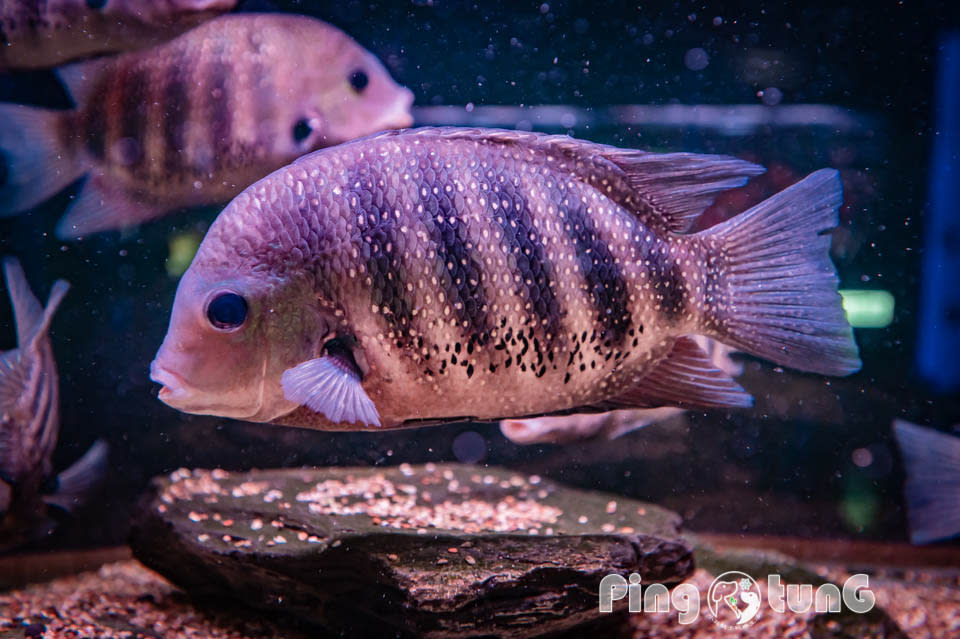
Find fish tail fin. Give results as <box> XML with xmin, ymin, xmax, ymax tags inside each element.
<box><xmin>893</xmin><ymin>420</ymin><xmax>960</xmax><ymax>544</ymax></box>
<box><xmin>0</xmin><ymin>103</ymin><xmax>86</xmax><ymax>216</ymax></box>
<box><xmin>43</xmin><ymin>439</ymin><xmax>109</xmax><ymax>513</ymax></box>
<box><xmin>697</xmin><ymin>169</ymin><xmax>861</xmax><ymax>376</ymax></box>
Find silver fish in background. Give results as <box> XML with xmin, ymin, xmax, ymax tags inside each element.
<box><xmin>892</xmin><ymin>419</ymin><xmax>960</xmax><ymax>545</ymax></box>
<box><xmin>0</xmin><ymin>0</ymin><xmax>236</xmax><ymax>70</ymax></box>
<box><xmin>0</xmin><ymin>13</ymin><xmax>414</xmax><ymax>238</ymax></box>
<box><xmin>501</xmin><ymin>336</ymin><xmax>741</xmax><ymax>444</ymax></box>
<box><xmin>150</xmin><ymin>127</ymin><xmax>860</xmax><ymax>432</ymax></box>
<box><xmin>0</xmin><ymin>258</ymin><xmax>107</xmax><ymax>551</ymax></box>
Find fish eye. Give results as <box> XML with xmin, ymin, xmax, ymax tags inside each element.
<box><xmin>85</xmin><ymin>0</ymin><xmax>107</xmax><ymax>9</ymax></box>
<box><xmin>206</xmin><ymin>292</ymin><xmax>247</xmax><ymax>330</ymax></box>
<box><xmin>349</xmin><ymin>69</ymin><xmax>369</xmax><ymax>93</ymax></box>
<box><xmin>292</xmin><ymin>119</ymin><xmax>312</xmax><ymax>144</ymax></box>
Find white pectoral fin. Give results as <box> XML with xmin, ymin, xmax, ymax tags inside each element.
<box><xmin>281</xmin><ymin>357</ymin><xmax>381</xmax><ymax>427</ymax></box>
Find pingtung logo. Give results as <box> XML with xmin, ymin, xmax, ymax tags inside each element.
<box><xmin>707</xmin><ymin>571</ymin><xmax>762</xmax><ymax>628</ymax></box>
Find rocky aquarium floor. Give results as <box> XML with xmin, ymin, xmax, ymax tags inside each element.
<box><xmin>1</xmin><ymin>559</ymin><xmax>959</xmax><ymax>638</ymax></box>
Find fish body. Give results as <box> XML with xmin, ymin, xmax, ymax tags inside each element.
<box><xmin>150</xmin><ymin>127</ymin><xmax>861</xmax><ymax>431</ymax></box>
<box><xmin>0</xmin><ymin>13</ymin><xmax>414</xmax><ymax>237</ymax></box>
<box><xmin>0</xmin><ymin>258</ymin><xmax>106</xmax><ymax>551</ymax></box>
<box><xmin>501</xmin><ymin>336</ymin><xmax>740</xmax><ymax>444</ymax></box>
<box><xmin>0</xmin><ymin>0</ymin><xmax>236</xmax><ymax>70</ymax></box>
<box><xmin>892</xmin><ymin>419</ymin><xmax>960</xmax><ymax>544</ymax></box>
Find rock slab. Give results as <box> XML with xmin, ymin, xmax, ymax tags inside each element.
<box><xmin>129</xmin><ymin>463</ymin><xmax>694</xmax><ymax>638</ymax></box>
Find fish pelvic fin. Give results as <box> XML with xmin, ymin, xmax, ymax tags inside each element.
<box><xmin>43</xmin><ymin>439</ymin><xmax>109</xmax><ymax>513</ymax></box>
<box><xmin>281</xmin><ymin>356</ymin><xmax>381</xmax><ymax>428</ymax></box>
<box><xmin>893</xmin><ymin>420</ymin><xmax>960</xmax><ymax>544</ymax></box>
<box><xmin>606</xmin><ymin>336</ymin><xmax>753</xmax><ymax>410</ymax></box>
<box><xmin>0</xmin><ymin>103</ymin><xmax>86</xmax><ymax>217</ymax></box>
<box><xmin>697</xmin><ymin>169</ymin><xmax>861</xmax><ymax>377</ymax></box>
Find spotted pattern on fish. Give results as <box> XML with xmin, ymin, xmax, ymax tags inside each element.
<box><xmin>350</xmin><ymin>170</ymin><xmax>418</xmax><ymax>350</ymax></box>
<box><xmin>420</xmin><ymin>182</ymin><xmax>490</xmax><ymax>345</ymax></box>
<box><xmin>489</xmin><ymin>175</ymin><xmax>563</xmax><ymax>342</ymax></box>
<box><xmin>560</xmin><ymin>194</ymin><xmax>632</xmax><ymax>346</ymax></box>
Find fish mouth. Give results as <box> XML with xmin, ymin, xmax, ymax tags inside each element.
<box><xmin>377</xmin><ymin>88</ymin><xmax>415</xmax><ymax>130</ymax></box>
<box><xmin>149</xmin><ymin>360</ymin><xmax>189</xmax><ymax>404</ymax></box>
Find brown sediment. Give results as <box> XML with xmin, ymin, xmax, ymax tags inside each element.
<box><xmin>2</xmin><ymin>560</ymin><xmax>957</xmax><ymax>638</ymax></box>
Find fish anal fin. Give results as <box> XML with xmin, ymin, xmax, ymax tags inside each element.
<box><xmin>43</xmin><ymin>439</ymin><xmax>109</xmax><ymax>513</ymax></box>
<box><xmin>608</xmin><ymin>336</ymin><xmax>753</xmax><ymax>410</ymax></box>
<box><xmin>281</xmin><ymin>355</ymin><xmax>381</xmax><ymax>427</ymax></box>
<box><xmin>56</xmin><ymin>174</ymin><xmax>166</xmax><ymax>239</ymax></box>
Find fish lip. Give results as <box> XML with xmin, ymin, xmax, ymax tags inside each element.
<box><xmin>149</xmin><ymin>361</ymin><xmax>188</xmax><ymax>402</ymax></box>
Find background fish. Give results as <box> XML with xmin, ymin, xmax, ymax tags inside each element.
<box><xmin>892</xmin><ymin>419</ymin><xmax>960</xmax><ymax>544</ymax></box>
<box><xmin>0</xmin><ymin>13</ymin><xmax>414</xmax><ymax>238</ymax></box>
<box><xmin>0</xmin><ymin>0</ymin><xmax>236</xmax><ymax>70</ymax></box>
<box><xmin>0</xmin><ymin>258</ymin><xmax>106</xmax><ymax>552</ymax></box>
<box><xmin>150</xmin><ymin>127</ymin><xmax>861</xmax><ymax>432</ymax></box>
<box><xmin>500</xmin><ymin>336</ymin><xmax>741</xmax><ymax>444</ymax></box>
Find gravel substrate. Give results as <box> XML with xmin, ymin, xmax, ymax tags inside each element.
<box><xmin>2</xmin><ymin>560</ymin><xmax>959</xmax><ymax>638</ymax></box>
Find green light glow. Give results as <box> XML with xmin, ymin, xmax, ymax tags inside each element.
<box><xmin>839</xmin><ymin>289</ymin><xmax>894</xmax><ymax>328</ymax></box>
<box><xmin>166</xmin><ymin>232</ymin><xmax>202</xmax><ymax>278</ymax></box>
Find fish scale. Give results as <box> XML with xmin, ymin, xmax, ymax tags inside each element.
<box><xmin>152</xmin><ymin>127</ymin><xmax>861</xmax><ymax>431</ymax></box>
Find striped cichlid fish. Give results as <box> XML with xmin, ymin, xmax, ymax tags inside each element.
<box><xmin>0</xmin><ymin>0</ymin><xmax>236</xmax><ymax>70</ymax></box>
<box><xmin>0</xmin><ymin>13</ymin><xmax>414</xmax><ymax>238</ymax></box>
<box><xmin>150</xmin><ymin>128</ymin><xmax>861</xmax><ymax>431</ymax></box>
<box><xmin>0</xmin><ymin>258</ymin><xmax>107</xmax><ymax>551</ymax></box>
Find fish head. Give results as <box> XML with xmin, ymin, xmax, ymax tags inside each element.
<box><xmin>103</xmin><ymin>0</ymin><xmax>236</xmax><ymax>23</ymax></box>
<box><xmin>277</xmin><ymin>24</ymin><xmax>414</xmax><ymax>152</ymax></box>
<box><xmin>151</xmin><ymin>265</ymin><xmax>329</xmax><ymax>422</ymax></box>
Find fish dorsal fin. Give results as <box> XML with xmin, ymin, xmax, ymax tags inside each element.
<box><xmin>3</xmin><ymin>258</ymin><xmax>43</xmax><ymax>346</ymax></box>
<box><xmin>602</xmin><ymin>150</ymin><xmax>765</xmax><ymax>233</ymax></box>
<box><xmin>281</xmin><ymin>355</ymin><xmax>381</xmax><ymax>427</ymax></box>
<box><xmin>608</xmin><ymin>336</ymin><xmax>753</xmax><ymax>410</ymax></box>
<box><xmin>3</xmin><ymin>258</ymin><xmax>69</xmax><ymax>349</ymax></box>
<box><xmin>57</xmin><ymin>58</ymin><xmax>110</xmax><ymax>108</ymax></box>
<box><xmin>361</xmin><ymin>128</ymin><xmax>764</xmax><ymax>233</ymax></box>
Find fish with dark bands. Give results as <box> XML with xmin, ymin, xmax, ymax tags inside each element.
<box><xmin>150</xmin><ymin>127</ymin><xmax>861</xmax><ymax>432</ymax></box>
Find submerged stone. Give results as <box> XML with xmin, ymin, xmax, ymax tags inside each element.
<box><xmin>130</xmin><ymin>463</ymin><xmax>694</xmax><ymax>638</ymax></box>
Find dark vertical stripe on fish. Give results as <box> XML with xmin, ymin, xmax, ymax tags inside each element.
<box><xmin>83</xmin><ymin>76</ymin><xmax>109</xmax><ymax>162</ymax></box>
<box><xmin>208</xmin><ymin>51</ymin><xmax>232</xmax><ymax>168</ymax></box>
<box><xmin>120</xmin><ymin>66</ymin><xmax>149</xmax><ymax>171</ymax></box>
<box><xmin>421</xmin><ymin>183</ymin><xmax>489</xmax><ymax>344</ymax></box>
<box><xmin>561</xmin><ymin>196</ymin><xmax>632</xmax><ymax>345</ymax></box>
<box><xmin>492</xmin><ymin>177</ymin><xmax>562</xmax><ymax>340</ymax></box>
<box><xmin>350</xmin><ymin>170</ymin><xmax>417</xmax><ymax>349</ymax></box>
<box><xmin>162</xmin><ymin>54</ymin><xmax>189</xmax><ymax>176</ymax></box>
